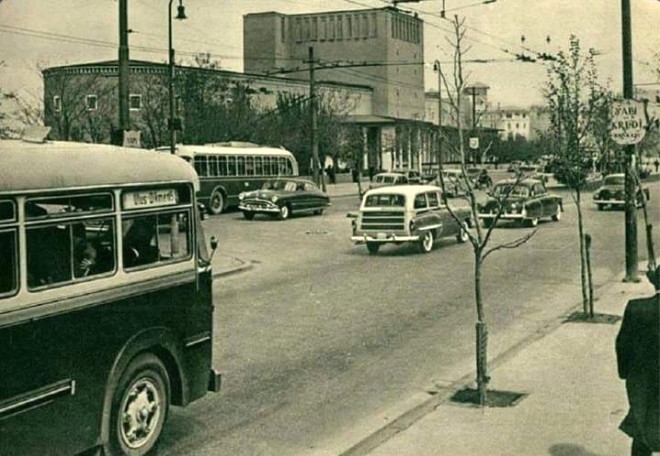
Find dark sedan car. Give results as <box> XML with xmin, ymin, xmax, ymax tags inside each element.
<box><xmin>478</xmin><ymin>179</ymin><xmax>563</xmax><ymax>228</ymax></box>
<box><xmin>238</xmin><ymin>178</ymin><xmax>330</xmax><ymax>220</ymax></box>
<box><xmin>593</xmin><ymin>173</ymin><xmax>650</xmax><ymax>210</ymax></box>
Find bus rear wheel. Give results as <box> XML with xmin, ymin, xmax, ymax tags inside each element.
<box><xmin>208</xmin><ymin>190</ymin><xmax>225</xmax><ymax>215</ymax></box>
<box><xmin>106</xmin><ymin>354</ymin><xmax>170</xmax><ymax>456</ymax></box>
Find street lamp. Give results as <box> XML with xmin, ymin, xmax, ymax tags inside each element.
<box><xmin>169</xmin><ymin>0</ymin><xmax>187</xmax><ymax>155</ymax></box>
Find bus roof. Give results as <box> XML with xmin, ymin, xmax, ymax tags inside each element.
<box><xmin>0</xmin><ymin>140</ymin><xmax>199</xmax><ymax>193</ymax></box>
<box><xmin>164</xmin><ymin>144</ymin><xmax>295</xmax><ymax>159</ymax></box>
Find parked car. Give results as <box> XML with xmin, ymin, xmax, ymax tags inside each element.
<box><xmin>349</xmin><ymin>184</ymin><xmax>473</xmax><ymax>254</ymax></box>
<box><xmin>593</xmin><ymin>173</ymin><xmax>650</xmax><ymax>210</ymax></box>
<box><xmin>368</xmin><ymin>172</ymin><xmax>410</xmax><ymax>190</ymax></box>
<box><xmin>390</xmin><ymin>168</ymin><xmax>423</xmax><ymax>184</ymax></box>
<box><xmin>478</xmin><ymin>179</ymin><xmax>563</xmax><ymax>228</ymax></box>
<box><xmin>238</xmin><ymin>178</ymin><xmax>330</xmax><ymax>220</ymax></box>
<box><xmin>507</xmin><ymin>160</ymin><xmax>523</xmax><ymax>173</ymax></box>
<box><xmin>438</xmin><ymin>169</ymin><xmax>469</xmax><ymax>197</ymax></box>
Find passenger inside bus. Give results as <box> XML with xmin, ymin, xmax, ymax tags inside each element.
<box><xmin>122</xmin><ymin>216</ymin><xmax>159</xmax><ymax>268</ymax></box>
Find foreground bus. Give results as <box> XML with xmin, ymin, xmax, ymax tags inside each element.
<box><xmin>164</xmin><ymin>142</ymin><xmax>299</xmax><ymax>215</ymax></box>
<box><xmin>0</xmin><ymin>138</ymin><xmax>221</xmax><ymax>456</ymax></box>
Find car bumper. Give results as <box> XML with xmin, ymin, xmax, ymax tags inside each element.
<box><xmin>478</xmin><ymin>212</ymin><xmax>524</xmax><ymax>219</ymax></box>
<box><xmin>238</xmin><ymin>202</ymin><xmax>279</xmax><ymax>213</ymax></box>
<box><xmin>594</xmin><ymin>199</ymin><xmax>624</xmax><ymax>205</ymax></box>
<box><xmin>351</xmin><ymin>233</ymin><xmax>419</xmax><ymax>243</ymax></box>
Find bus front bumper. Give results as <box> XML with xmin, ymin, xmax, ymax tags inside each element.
<box><xmin>351</xmin><ymin>233</ymin><xmax>419</xmax><ymax>243</ymax></box>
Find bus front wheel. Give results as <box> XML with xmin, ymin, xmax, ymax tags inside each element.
<box><xmin>209</xmin><ymin>190</ymin><xmax>225</xmax><ymax>215</ymax></box>
<box><xmin>106</xmin><ymin>353</ymin><xmax>170</xmax><ymax>456</ymax></box>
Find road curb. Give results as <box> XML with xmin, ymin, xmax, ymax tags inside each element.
<box><xmin>212</xmin><ymin>257</ymin><xmax>254</xmax><ymax>278</ymax></box>
<box><xmin>338</xmin><ymin>269</ymin><xmax>629</xmax><ymax>456</ymax></box>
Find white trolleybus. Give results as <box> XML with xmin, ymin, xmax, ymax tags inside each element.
<box><xmin>0</xmin><ymin>136</ymin><xmax>221</xmax><ymax>456</ymax></box>
<box><xmin>162</xmin><ymin>142</ymin><xmax>299</xmax><ymax>215</ymax></box>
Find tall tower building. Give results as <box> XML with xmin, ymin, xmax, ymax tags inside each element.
<box><xmin>244</xmin><ymin>7</ymin><xmax>425</xmax><ymax>121</ymax></box>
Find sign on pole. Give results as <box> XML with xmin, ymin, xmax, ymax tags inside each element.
<box><xmin>610</xmin><ymin>100</ymin><xmax>646</xmax><ymax>145</ymax></box>
<box><xmin>469</xmin><ymin>137</ymin><xmax>479</xmax><ymax>149</ymax></box>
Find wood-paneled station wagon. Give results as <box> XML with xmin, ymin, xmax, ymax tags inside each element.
<box><xmin>349</xmin><ymin>185</ymin><xmax>473</xmax><ymax>254</ymax></box>
<box><xmin>238</xmin><ymin>178</ymin><xmax>330</xmax><ymax>220</ymax></box>
<box><xmin>477</xmin><ymin>178</ymin><xmax>563</xmax><ymax>228</ymax></box>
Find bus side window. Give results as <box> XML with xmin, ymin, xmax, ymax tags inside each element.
<box><xmin>26</xmin><ymin>225</ymin><xmax>71</xmax><ymax>288</ymax></box>
<box><xmin>122</xmin><ymin>212</ymin><xmax>191</xmax><ymax>269</ymax></box>
<box><xmin>122</xmin><ymin>216</ymin><xmax>158</xmax><ymax>268</ymax></box>
<box><xmin>0</xmin><ymin>230</ymin><xmax>18</xmax><ymax>295</ymax></box>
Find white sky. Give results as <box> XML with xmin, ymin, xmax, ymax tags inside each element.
<box><xmin>1</xmin><ymin>0</ymin><xmax>659</xmax><ymax>108</ymax></box>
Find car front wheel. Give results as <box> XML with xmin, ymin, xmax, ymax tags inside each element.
<box><xmin>242</xmin><ymin>211</ymin><xmax>255</xmax><ymax>220</ymax></box>
<box><xmin>278</xmin><ymin>205</ymin><xmax>290</xmax><ymax>220</ymax></box>
<box><xmin>457</xmin><ymin>221</ymin><xmax>470</xmax><ymax>243</ymax></box>
<box><xmin>551</xmin><ymin>205</ymin><xmax>561</xmax><ymax>221</ymax></box>
<box><xmin>418</xmin><ymin>230</ymin><xmax>434</xmax><ymax>254</ymax></box>
<box><xmin>208</xmin><ymin>190</ymin><xmax>225</xmax><ymax>215</ymax></box>
<box><xmin>527</xmin><ymin>217</ymin><xmax>539</xmax><ymax>228</ymax></box>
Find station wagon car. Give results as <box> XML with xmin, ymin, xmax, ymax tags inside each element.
<box><xmin>478</xmin><ymin>179</ymin><xmax>562</xmax><ymax>228</ymax></box>
<box><xmin>593</xmin><ymin>173</ymin><xmax>650</xmax><ymax>210</ymax></box>
<box><xmin>350</xmin><ymin>185</ymin><xmax>472</xmax><ymax>254</ymax></box>
<box><xmin>238</xmin><ymin>178</ymin><xmax>330</xmax><ymax>220</ymax></box>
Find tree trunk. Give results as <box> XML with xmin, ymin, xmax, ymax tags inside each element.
<box><xmin>474</xmin><ymin>254</ymin><xmax>488</xmax><ymax>406</ymax></box>
<box><xmin>575</xmin><ymin>190</ymin><xmax>590</xmax><ymax>315</ymax></box>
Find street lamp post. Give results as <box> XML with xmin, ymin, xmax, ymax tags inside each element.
<box><xmin>169</xmin><ymin>0</ymin><xmax>187</xmax><ymax>155</ymax></box>
<box><xmin>433</xmin><ymin>60</ymin><xmax>442</xmax><ymax>165</ymax></box>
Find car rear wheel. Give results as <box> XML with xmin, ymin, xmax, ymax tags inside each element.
<box><xmin>597</xmin><ymin>204</ymin><xmax>604</xmax><ymax>211</ymax></box>
<box><xmin>418</xmin><ymin>230</ymin><xmax>434</xmax><ymax>254</ymax></box>
<box><xmin>278</xmin><ymin>205</ymin><xmax>290</xmax><ymax>220</ymax></box>
<box><xmin>242</xmin><ymin>211</ymin><xmax>255</xmax><ymax>220</ymax></box>
<box><xmin>366</xmin><ymin>242</ymin><xmax>380</xmax><ymax>254</ymax></box>
<box><xmin>551</xmin><ymin>205</ymin><xmax>561</xmax><ymax>221</ymax></box>
<box><xmin>208</xmin><ymin>190</ymin><xmax>225</xmax><ymax>215</ymax></box>
<box><xmin>457</xmin><ymin>221</ymin><xmax>470</xmax><ymax>243</ymax></box>
<box><xmin>313</xmin><ymin>209</ymin><xmax>324</xmax><ymax>216</ymax></box>
<box><xmin>482</xmin><ymin>218</ymin><xmax>493</xmax><ymax>229</ymax></box>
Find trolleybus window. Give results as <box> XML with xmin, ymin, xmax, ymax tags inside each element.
<box><xmin>0</xmin><ymin>230</ymin><xmax>18</xmax><ymax>296</ymax></box>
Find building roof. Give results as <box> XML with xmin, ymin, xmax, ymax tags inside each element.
<box><xmin>0</xmin><ymin>139</ymin><xmax>199</xmax><ymax>194</ymax></box>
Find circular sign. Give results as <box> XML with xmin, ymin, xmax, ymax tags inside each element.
<box><xmin>610</xmin><ymin>100</ymin><xmax>646</xmax><ymax>145</ymax></box>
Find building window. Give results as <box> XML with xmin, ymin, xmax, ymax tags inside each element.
<box><xmin>319</xmin><ymin>17</ymin><xmax>326</xmax><ymax>41</ymax></box>
<box><xmin>295</xmin><ymin>18</ymin><xmax>302</xmax><ymax>42</ymax></box>
<box><xmin>337</xmin><ymin>16</ymin><xmax>343</xmax><ymax>39</ymax></box>
<box><xmin>281</xmin><ymin>17</ymin><xmax>286</xmax><ymax>42</ymax></box>
<box><xmin>53</xmin><ymin>95</ymin><xmax>61</xmax><ymax>112</ymax></box>
<box><xmin>362</xmin><ymin>14</ymin><xmax>368</xmax><ymax>39</ymax></box>
<box><xmin>86</xmin><ymin>95</ymin><xmax>98</xmax><ymax>111</ymax></box>
<box><xmin>329</xmin><ymin>16</ymin><xmax>335</xmax><ymax>40</ymax></box>
<box><xmin>311</xmin><ymin>17</ymin><xmax>318</xmax><ymax>41</ymax></box>
<box><xmin>370</xmin><ymin>13</ymin><xmax>377</xmax><ymax>37</ymax></box>
<box><xmin>353</xmin><ymin>14</ymin><xmax>359</xmax><ymax>39</ymax></box>
<box><xmin>347</xmin><ymin>16</ymin><xmax>352</xmax><ymax>39</ymax></box>
<box><xmin>304</xmin><ymin>18</ymin><xmax>310</xmax><ymax>41</ymax></box>
<box><xmin>129</xmin><ymin>94</ymin><xmax>142</xmax><ymax>111</ymax></box>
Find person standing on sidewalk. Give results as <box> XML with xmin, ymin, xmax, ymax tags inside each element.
<box><xmin>616</xmin><ymin>266</ymin><xmax>660</xmax><ymax>456</ymax></box>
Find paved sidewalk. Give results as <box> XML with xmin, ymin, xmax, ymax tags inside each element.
<box><xmin>360</xmin><ymin>273</ymin><xmax>657</xmax><ymax>456</ymax></box>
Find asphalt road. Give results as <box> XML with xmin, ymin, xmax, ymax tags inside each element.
<box><xmin>156</xmin><ymin>184</ymin><xmax>660</xmax><ymax>456</ymax></box>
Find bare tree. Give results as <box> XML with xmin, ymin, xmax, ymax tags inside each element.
<box><xmin>435</xmin><ymin>16</ymin><xmax>538</xmax><ymax>406</ymax></box>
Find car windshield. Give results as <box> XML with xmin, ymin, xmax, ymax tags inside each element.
<box><xmin>493</xmin><ymin>184</ymin><xmax>530</xmax><ymax>197</ymax></box>
<box><xmin>364</xmin><ymin>193</ymin><xmax>405</xmax><ymax>207</ymax></box>
<box><xmin>603</xmin><ymin>175</ymin><xmax>625</xmax><ymax>186</ymax></box>
<box><xmin>262</xmin><ymin>180</ymin><xmax>296</xmax><ymax>191</ymax></box>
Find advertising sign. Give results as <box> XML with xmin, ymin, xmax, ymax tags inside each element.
<box><xmin>610</xmin><ymin>100</ymin><xmax>646</xmax><ymax>145</ymax></box>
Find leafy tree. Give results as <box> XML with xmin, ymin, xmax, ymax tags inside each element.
<box><xmin>543</xmin><ymin>35</ymin><xmax>608</xmax><ymax>317</ymax></box>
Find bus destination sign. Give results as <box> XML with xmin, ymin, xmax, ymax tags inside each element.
<box><xmin>123</xmin><ymin>188</ymin><xmax>178</xmax><ymax>210</ymax></box>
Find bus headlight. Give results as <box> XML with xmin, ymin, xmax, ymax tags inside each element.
<box><xmin>238</xmin><ymin>193</ymin><xmax>245</xmax><ymax>201</ymax></box>
<box><xmin>271</xmin><ymin>196</ymin><xmax>278</xmax><ymax>203</ymax></box>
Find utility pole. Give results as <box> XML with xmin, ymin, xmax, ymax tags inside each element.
<box><xmin>168</xmin><ymin>0</ymin><xmax>187</xmax><ymax>155</ymax></box>
<box><xmin>306</xmin><ymin>46</ymin><xmax>322</xmax><ymax>189</ymax></box>
<box><xmin>434</xmin><ymin>60</ymin><xmax>442</xmax><ymax>166</ymax></box>
<box><xmin>118</xmin><ymin>0</ymin><xmax>129</xmax><ymax>141</ymax></box>
<box><xmin>621</xmin><ymin>0</ymin><xmax>639</xmax><ymax>282</ymax></box>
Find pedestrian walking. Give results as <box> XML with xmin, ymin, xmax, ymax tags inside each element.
<box><xmin>616</xmin><ymin>265</ymin><xmax>660</xmax><ymax>456</ymax></box>
<box><xmin>653</xmin><ymin>158</ymin><xmax>659</xmax><ymax>173</ymax></box>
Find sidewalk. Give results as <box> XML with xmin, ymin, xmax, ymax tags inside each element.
<box><xmin>357</xmin><ymin>271</ymin><xmax>657</xmax><ymax>456</ymax></box>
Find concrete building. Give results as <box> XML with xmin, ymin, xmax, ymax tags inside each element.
<box><xmin>244</xmin><ymin>7</ymin><xmax>439</xmax><ymax>170</ymax></box>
